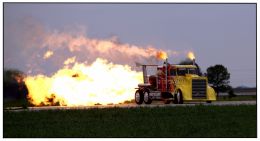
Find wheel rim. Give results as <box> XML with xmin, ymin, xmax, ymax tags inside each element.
<box><xmin>177</xmin><ymin>91</ymin><xmax>181</xmax><ymax>103</ymax></box>
<box><xmin>144</xmin><ymin>92</ymin><xmax>149</xmax><ymax>102</ymax></box>
<box><xmin>135</xmin><ymin>92</ymin><xmax>140</xmax><ymax>102</ymax></box>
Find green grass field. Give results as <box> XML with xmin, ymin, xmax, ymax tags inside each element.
<box><xmin>4</xmin><ymin>105</ymin><xmax>256</xmax><ymax>138</ymax></box>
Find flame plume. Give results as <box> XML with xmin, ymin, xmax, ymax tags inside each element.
<box><xmin>156</xmin><ymin>51</ymin><xmax>168</xmax><ymax>60</ymax></box>
<box><xmin>43</xmin><ymin>50</ymin><xmax>54</xmax><ymax>59</ymax></box>
<box><xmin>25</xmin><ymin>58</ymin><xmax>143</xmax><ymax>106</ymax></box>
<box><xmin>187</xmin><ymin>51</ymin><xmax>195</xmax><ymax>60</ymax></box>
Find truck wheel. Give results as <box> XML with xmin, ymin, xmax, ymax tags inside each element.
<box><xmin>161</xmin><ymin>92</ymin><xmax>172</xmax><ymax>104</ymax></box>
<box><xmin>174</xmin><ymin>90</ymin><xmax>183</xmax><ymax>104</ymax></box>
<box><xmin>135</xmin><ymin>90</ymin><xmax>144</xmax><ymax>105</ymax></box>
<box><xmin>206</xmin><ymin>101</ymin><xmax>212</xmax><ymax>103</ymax></box>
<box><xmin>164</xmin><ymin>99</ymin><xmax>171</xmax><ymax>104</ymax></box>
<box><xmin>144</xmin><ymin>91</ymin><xmax>152</xmax><ymax>104</ymax></box>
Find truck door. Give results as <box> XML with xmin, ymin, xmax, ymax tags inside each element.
<box><xmin>169</xmin><ymin>68</ymin><xmax>176</xmax><ymax>92</ymax></box>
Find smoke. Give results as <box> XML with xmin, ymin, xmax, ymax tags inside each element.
<box><xmin>5</xmin><ymin>17</ymin><xmax>181</xmax><ymax>75</ymax></box>
<box><xmin>40</xmin><ymin>27</ymin><xmax>172</xmax><ymax>65</ymax></box>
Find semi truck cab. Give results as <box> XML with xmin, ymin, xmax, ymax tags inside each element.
<box><xmin>135</xmin><ymin>59</ymin><xmax>216</xmax><ymax>104</ymax></box>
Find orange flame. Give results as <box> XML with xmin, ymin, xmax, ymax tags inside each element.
<box><xmin>64</xmin><ymin>56</ymin><xmax>76</xmax><ymax>65</ymax></box>
<box><xmin>187</xmin><ymin>51</ymin><xmax>195</xmax><ymax>60</ymax></box>
<box><xmin>43</xmin><ymin>50</ymin><xmax>54</xmax><ymax>59</ymax></box>
<box><xmin>156</xmin><ymin>51</ymin><xmax>168</xmax><ymax>60</ymax></box>
<box><xmin>25</xmin><ymin>58</ymin><xmax>143</xmax><ymax>106</ymax></box>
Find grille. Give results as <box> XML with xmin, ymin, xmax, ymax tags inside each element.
<box><xmin>192</xmin><ymin>79</ymin><xmax>206</xmax><ymax>98</ymax></box>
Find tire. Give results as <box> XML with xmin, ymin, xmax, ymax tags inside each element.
<box><xmin>164</xmin><ymin>99</ymin><xmax>171</xmax><ymax>104</ymax></box>
<box><xmin>144</xmin><ymin>91</ymin><xmax>152</xmax><ymax>104</ymax></box>
<box><xmin>135</xmin><ymin>90</ymin><xmax>144</xmax><ymax>105</ymax></box>
<box><xmin>161</xmin><ymin>92</ymin><xmax>172</xmax><ymax>104</ymax></box>
<box><xmin>206</xmin><ymin>101</ymin><xmax>212</xmax><ymax>103</ymax></box>
<box><xmin>174</xmin><ymin>90</ymin><xmax>183</xmax><ymax>104</ymax></box>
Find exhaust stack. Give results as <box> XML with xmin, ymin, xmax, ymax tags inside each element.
<box><xmin>142</xmin><ymin>65</ymin><xmax>147</xmax><ymax>83</ymax></box>
<box><xmin>165</xmin><ymin>58</ymin><xmax>168</xmax><ymax>91</ymax></box>
<box><xmin>192</xmin><ymin>59</ymin><xmax>195</xmax><ymax>65</ymax></box>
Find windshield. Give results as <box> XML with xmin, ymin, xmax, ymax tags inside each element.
<box><xmin>177</xmin><ymin>68</ymin><xmax>197</xmax><ymax>76</ymax></box>
<box><xmin>169</xmin><ymin>69</ymin><xmax>176</xmax><ymax>76</ymax></box>
<box><xmin>177</xmin><ymin>68</ymin><xmax>187</xmax><ymax>76</ymax></box>
<box><xmin>188</xmin><ymin>68</ymin><xmax>197</xmax><ymax>75</ymax></box>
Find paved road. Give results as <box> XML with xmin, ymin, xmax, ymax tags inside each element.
<box><xmin>4</xmin><ymin>100</ymin><xmax>256</xmax><ymax>112</ymax></box>
<box><xmin>219</xmin><ymin>92</ymin><xmax>256</xmax><ymax>96</ymax></box>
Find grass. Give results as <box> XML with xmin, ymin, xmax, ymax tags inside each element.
<box><xmin>4</xmin><ymin>105</ymin><xmax>256</xmax><ymax>138</ymax></box>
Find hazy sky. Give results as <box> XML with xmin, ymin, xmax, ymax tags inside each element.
<box><xmin>4</xmin><ymin>3</ymin><xmax>256</xmax><ymax>87</ymax></box>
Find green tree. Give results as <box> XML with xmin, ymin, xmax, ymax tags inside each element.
<box><xmin>228</xmin><ymin>86</ymin><xmax>236</xmax><ymax>98</ymax></box>
<box><xmin>4</xmin><ymin>69</ymin><xmax>28</xmax><ymax>108</ymax></box>
<box><xmin>206</xmin><ymin>64</ymin><xmax>230</xmax><ymax>98</ymax></box>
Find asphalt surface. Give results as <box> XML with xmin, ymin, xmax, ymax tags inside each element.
<box><xmin>4</xmin><ymin>100</ymin><xmax>256</xmax><ymax>112</ymax></box>
<box><xmin>219</xmin><ymin>92</ymin><xmax>256</xmax><ymax>96</ymax></box>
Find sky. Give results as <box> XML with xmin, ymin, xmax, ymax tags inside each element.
<box><xmin>4</xmin><ymin>3</ymin><xmax>256</xmax><ymax>87</ymax></box>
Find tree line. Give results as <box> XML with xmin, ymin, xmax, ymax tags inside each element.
<box><xmin>4</xmin><ymin>69</ymin><xmax>28</xmax><ymax>99</ymax></box>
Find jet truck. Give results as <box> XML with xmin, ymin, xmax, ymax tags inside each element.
<box><xmin>135</xmin><ymin>58</ymin><xmax>216</xmax><ymax>104</ymax></box>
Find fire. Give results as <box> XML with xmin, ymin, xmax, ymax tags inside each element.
<box><xmin>25</xmin><ymin>58</ymin><xmax>143</xmax><ymax>106</ymax></box>
<box><xmin>43</xmin><ymin>50</ymin><xmax>54</xmax><ymax>59</ymax></box>
<box><xmin>17</xmin><ymin>23</ymin><xmax>182</xmax><ymax>106</ymax></box>
<box><xmin>156</xmin><ymin>51</ymin><xmax>168</xmax><ymax>60</ymax></box>
<box><xmin>187</xmin><ymin>51</ymin><xmax>195</xmax><ymax>60</ymax></box>
<box><xmin>64</xmin><ymin>56</ymin><xmax>76</xmax><ymax>65</ymax></box>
